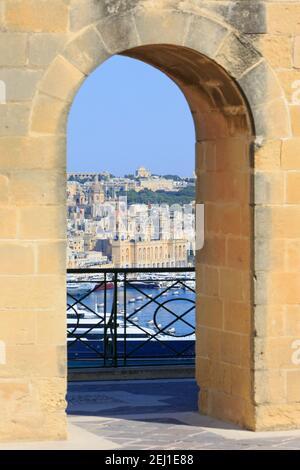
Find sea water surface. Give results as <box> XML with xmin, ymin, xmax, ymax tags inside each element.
<box><xmin>67</xmin><ymin>284</ymin><xmax>195</xmax><ymax>337</ymax></box>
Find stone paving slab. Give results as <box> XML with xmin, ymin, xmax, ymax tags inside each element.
<box><xmin>0</xmin><ymin>379</ymin><xmax>300</xmax><ymax>450</ymax></box>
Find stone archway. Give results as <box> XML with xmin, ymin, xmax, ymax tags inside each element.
<box><xmin>0</xmin><ymin>1</ymin><xmax>299</xmax><ymax>441</ymax></box>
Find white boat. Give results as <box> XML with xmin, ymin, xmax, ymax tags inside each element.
<box><xmin>67</xmin><ymin>305</ymin><xmax>90</xmax><ymax>318</ymax></box>
<box><xmin>67</xmin><ymin>311</ymin><xmax>195</xmax><ymax>361</ymax></box>
<box><xmin>129</xmin><ymin>298</ymin><xmax>136</xmax><ymax>303</ymax></box>
<box><xmin>167</xmin><ymin>327</ymin><xmax>176</xmax><ymax>334</ymax></box>
<box><xmin>67</xmin><ymin>283</ymin><xmax>94</xmax><ymax>295</ymax></box>
<box><xmin>67</xmin><ymin>316</ymin><xmax>195</xmax><ymax>341</ymax></box>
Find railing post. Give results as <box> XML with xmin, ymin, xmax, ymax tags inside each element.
<box><xmin>113</xmin><ymin>271</ymin><xmax>118</xmax><ymax>368</ymax></box>
<box><xmin>124</xmin><ymin>271</ymin><xmax>127</xmax><ymax>367</ymax></box>
<box><xmin>104</xmin><ymin>271</ymin><xmax>107</xmax><ymax>367</ymax></box>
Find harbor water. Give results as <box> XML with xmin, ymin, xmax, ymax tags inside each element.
<box><xmin>67</xmin><ymin>284</ymin><xmax>195</xmax><ymax>337</ymax></box>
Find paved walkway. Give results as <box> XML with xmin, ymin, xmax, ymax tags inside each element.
<box><xmin>1</xmin><ymin>378</ymin><xmax>300</xmax><ymax>450</ymax></box>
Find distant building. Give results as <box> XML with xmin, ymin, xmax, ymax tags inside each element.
<box><xmin>138</xmin><ymin>177</ymin><xmax>174</xmax><ymax>192</ymax></box>
<box><xmin>88</xmin><ymin>174</ymin><xmax>105</xmax><ymax>204</ymax></box>
<box><xmin>135</xmin><ymin>166</ymin><xmax>151</xmax><ymax>178</ymax></box>
<box><xmin>68</xmin><ymin>236</ymin><xmax>84</xmax><ymax>255</ymax></box>
<box><xmin>111</xmin><ymin>239</ymin><xmax>188</xmax><ymax>268</ymax></box>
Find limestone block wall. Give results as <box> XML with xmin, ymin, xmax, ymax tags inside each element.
<box><xmin>0</xmin><ymin>0</ymin><xmax>299</xmax><ymax>440</ymax></box>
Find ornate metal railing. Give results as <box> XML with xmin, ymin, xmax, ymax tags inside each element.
<box><xmin>67</xmin><ymin>267</ymin><xmax>195</xmax><ymax>368</ymax></box>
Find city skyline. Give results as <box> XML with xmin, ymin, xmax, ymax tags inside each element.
<box><xmin>67</xmin><ymin>169</ymin><xmax>195</xmax><ymax>270</ymax></box>
<box><xmin>67</xmin><ymin>165</ymin><xmax>195</xmax><ymax>179</ymax></box>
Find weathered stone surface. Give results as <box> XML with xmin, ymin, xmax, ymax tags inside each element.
<box><xmin>286</xmin><ymin>172</ymin><xmax>300</xmax><ymax>204</ymax></box>
<box><xmin>255</xmin><ymin>335</ymin><xmax>300</xmax><ymax>369</ymax></box>
<box><xmin>29</xmin><ymin>34</ymin><xmax>67</xmax><ymax>68</ymax></box>
<box><xmin>255</xmin><ymin>206</ymin><xmax>300</xmax><ymax>239</ymax></box>
<box><xmin>0</xmin><ymin>243</ymin><xmax>35</xmax><ymax>274</ymax></box>
<box><xmin>0</xmin><ymin>69</ymin><xmax>42</xmax><ymax>102</ymax></box>
<box><xmin>1</xmin><ymin>310</ymin><xmax>37</xmax><ymax>345</ymax></box>
<box><xmin>252</xmin><ymin>98</ymin><xmax>291</xmax><ymax>140</ymax></box>
<box><xmin>134</xmin><ymin>9</ymin><xmax>191</xmax><ymax>46</ymax></box>
<box><xmin>30</xmin><ymin>94</ymin><xmax>69</xmax><ymax>135</ymax></box>
<box><xmin>0</xmin><ymin>136</ymin><xmax>66</xmax><ymax>170</ymax></box>
<box><xmin>63</xmin><ymin>27</ymin><xmax>109</xmax><ymax>75</ymax></box>
<box><xmin>0</xmin><ymin>174</ymin><xmax>9</xmax><ymax>204</ymax></box>
<box><xmin>69</xmin><ymin>0</ymin><xmax>106</xmax><ymax>31</ymax></box>
<box><xmin>285</xmin><ymin>305</ymin><xmax>300</xmax><ymax>335</ymax></box>
<box><xmin>200</xmin><ymin>0</ymin><xmax>266</xmax><ymax>35</ymax></box>
<box><xmin>0</xmin><ymin>409</ymin><xmax>67</xmax><ymax>442</ymax></box>
<box><xmin>5</xmin><ymin>0</ymin><xmax>69</xmax><ymax>32</ymax></box>
<box><xmin>254</xmin><ymin>171</ymin><xmax>284</xmax><ymax>204</ymax></box>
<box><xmin>239</xmin><ymin>61</ymin><xmax>283</xmax><ymax>110</ymax></box>
<box><xmin>37</xmin><ymin>241</ymin><xmax>66</xmax><ymax>274</ymax></box>
<box><xmin>276</xmin><ymin>68</ymin><xmax>300</xmax><ymax>104</ymax></box>
<box><xmin>32</xmin><ymin>378</ymin><xmax>66</xmax><ymax>412</ymax></box>
<box><xmin>250</xmin><ymin>34</ymin><xmax>293</xmax><ymax>69</ymax></box>
<box><xmin>36</xmin><ymin>314</ymin><xmax>66</xmax><ymax>346</ymax></box>
<box><xmin>286</xmin><ymin>242</ymin><xmax>300</xmax><ymax>273</ymax></box>
<box><xmin>267</xmin><ymin>3</ymin><xmax>300</xmax><ymax>35</ymax></box>
<box><xmin>224</xmin><ymin>1</ymin><xmax>267</xmax><ymax>34</ymax></box>
<box><xmin>254</xmin><ymin>140</ymin><xmax>281</xmax><ymax>170</ymax></box>
<box><xmin>7</xmin><ymin>343</ymin><xmax>66</xmax><ymax>377</ymax></box>
<box><xmin>38</xmin><ymin>56</ymin><xmax>84</xmax><ymax>102</ymax></box>
<box><xmin>97</xmin><ymin>12</ymin><xmax>139</xmax><ymax>54</ymax></box>
<box><xmin>0</xmin><ymin>104</ymin><xmax>30</xmax><ymax>136</ymax></box>
<box><xmin>255</xmin><ymin>369</ymin><xmax>286</xmax><ymax>404</ymax></box>
<box><xmin>216</xmin><ymin>33</ymin><xmax>261</xmax><ymax>79</ymax></box>
<box><xmin>286</xmin><ymin>371</ymin><xmax>300</xmax><ymax>403</ymax></box>
<box><xmin>223</xmin><ymin>300</ymin><xmax>251</xmax><ymax>335</ymax></box>
<box><xmin>69</xmin><ymin>0</ymin><xmax>138</xmax><ymax>31</ymax></box>
<box><xmin>254</xmin><ymin>305</ymin><xmax>285</xmax><ymax>338</ymax></box>
<box><xmin>294</xmin><ymin>36</ymin><xmax>300</xmax><ymax>69</ymax></box>
<box><xmin>0</xmin><ymin>208</ymin><xmax>17</xmax><ymax>239</ymax></box>
<box><xmin>0</xmin><ymin>1</ymin><xmax>4</xmax><ymax>29</ymax></box>
<box><xmin>9</xmin><ymin>171</ymin><xmax>66</xmax><ymax>205</ymax></box>
<box><xmin>1</xmin><ymin>275</ymin><xmax>66</xmax><ymax>310</ymax></box>
<box><xmin>255</xmin><ymin>238</ymin><xmax>285</xmax><ymax>272</ymax></box>
<box><xmin>290</xmin><ymin>105</ymin><xmax>300</xmax><ymax>136</ymax></box>
<box><xmin>19</xmin><ymin>205</ymin><xmax>66</xmax><ymax>240</ymax></box>
<box><xmin>281</xmin><ymin>138</ymin><xmax>300</xmax><ymax>169</ymax></box>
<box><xmin>0</xmin><ymin>33</ymin><xmax>27</xmax><ymax>66</ymax></box>
<box><xmin>256</xmin><ymin>404</ymin><xmax>300</xmax><ymax>431</ymax></box>
<box><xmin>184</xmin><ymin>15</ymin><xmax>228</xmax><ymax>59</ymax></box>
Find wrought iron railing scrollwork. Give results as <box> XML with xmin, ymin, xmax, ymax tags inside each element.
<box><xmin>67</xmin><ymin>267</ymin><xmax>196</xmax><ymax>368</ymax></box>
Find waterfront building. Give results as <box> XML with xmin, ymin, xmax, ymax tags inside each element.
<box><xmin>111</xmin><ymin>238</ymin><xmax>188</xmax><ymax>268</ymax></box>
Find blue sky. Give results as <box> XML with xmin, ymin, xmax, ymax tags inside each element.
<box><xmin>67</xmin><ymin>55</ymin><xmax>195</xmax><ymax>177</ymax></box>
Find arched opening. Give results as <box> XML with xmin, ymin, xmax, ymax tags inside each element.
<box><xmin>65</xmin><ymin>43</ymin><xmax>254</xmax><ymax>428</ymax></box>
<box><xmin>67</xmin><ymin>54</ymin><xmax>197</xmax><ymax>395</ymax></box>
